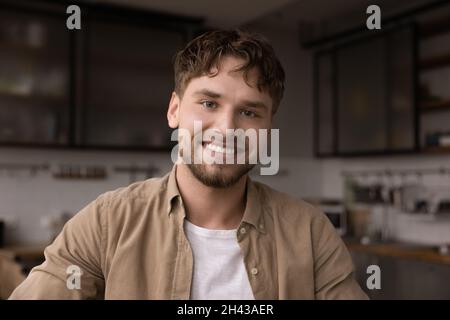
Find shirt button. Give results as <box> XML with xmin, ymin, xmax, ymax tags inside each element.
<box><xmin>239</xmin><ymin>227</ymin><xmax>246</xmax><ymax>234</ymax></box>
<box><xmin>259</xmin><ymin>223</ymin><xmax>264</xmax><ymax>229</ymax></box>
<box><xmin>251</xmin><ymin>268</ymin><xmax>258</xmax><ymax>275</ymax></box>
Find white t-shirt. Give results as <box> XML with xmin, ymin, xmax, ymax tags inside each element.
<box><xmin>184</xmin><ymin>219</ymin><xmax>255</xmax><ymax>300</ymax></box>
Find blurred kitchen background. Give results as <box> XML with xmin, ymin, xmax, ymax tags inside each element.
<box><xmin>1</xmin><ymin>0</ymin><xmax>450</xmax><ymax>299</ymax></box>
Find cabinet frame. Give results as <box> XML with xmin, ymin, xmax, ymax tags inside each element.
<box><xmin>314</xmin><ymin>23</ymin><xmax>419</xmax><ymax>157</ymax></box>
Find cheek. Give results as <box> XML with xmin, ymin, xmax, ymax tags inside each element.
<box><xmin>179</xmin><ymin>105</ymin><xmax>213</xmax><ymax>131</ymax></box>
<box><xmin>240</xmin><ymin>117</ymin><xmax>272</xmax><ymax>133</ymax></box>
<box><xmin>177</xmin><ymin>109</ymin><xmax>206</xmax><ymax>143</ymax></box>
<box><xmin>177</xmin><ymin>103</ymin><xmax>196</xmax><ymax>128</ymax></box>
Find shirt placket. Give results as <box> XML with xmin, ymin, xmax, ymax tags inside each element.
<box><xmin>170</xmin><ymin>200</ymin><xmax>193</xmax><ymax>300</ymax></box>
<box><xmin>237</xmin><ymin>223</ymin><xmax>268</xmax><ymax>299</ymax></box>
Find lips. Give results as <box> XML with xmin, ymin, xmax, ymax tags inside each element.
<box><xmin>202</xmin><ymin>141</ymin><xmax>235</xmax><ymax>155</ymax></box>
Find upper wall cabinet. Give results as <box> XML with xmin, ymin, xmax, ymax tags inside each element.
<box><xmin>417</xmin><ymin>12</ymin><xmax>450</xmax><ymax>154</ymax></box>
<box><xmin>0</xmin><ymin>6</ymin><xmax>70</xmax><ymax>146</ymax></box>
<box><xmin>0</xmin><ymin>0</ymin><xmax>202</xmax><ymax>151</ymax></box>
<box><xmin>80</xmin><ymin>14</ymin><xmax>187</xmax><ymax>149</ymax></box>
<box><xmin>315</xmin><ymin>24</ymin><xmax>416</xmax><ymax>157</ymax></box>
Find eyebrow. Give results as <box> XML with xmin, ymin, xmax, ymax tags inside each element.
<box><xmin>193</xmin><ymin>89</ymin><xmax>268</xmax><ymax>111</ymax></box>
<box><xmin>241</xmin><ymin>99</ymin><xmax>268</xmax><ymax>110</ymax></box>
<box><xmin>193</xmin><ymin>89</ymin><xmax>222</xmax><ymax>99</ymax></box>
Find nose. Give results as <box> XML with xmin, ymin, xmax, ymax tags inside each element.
<box><xmin>214</xmin><ymin>108</ymin><xmax>237</xmax><ymax>135</ymax></box>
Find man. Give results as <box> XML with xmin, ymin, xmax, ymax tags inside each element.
<box><xmin>10</xmin><ymin>30</ymin><xmax>367</xmax><ymax>300</ymax></box>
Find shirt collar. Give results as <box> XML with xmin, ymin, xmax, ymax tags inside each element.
<box><xmin>165</xmin><ymin>164</ymin><xmax>266</xmax><ymax>233</ymax></box>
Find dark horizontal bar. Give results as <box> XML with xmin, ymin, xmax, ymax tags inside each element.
<box><xmin>302</xmin><ymin>0</ymin><xmax>450</xmax><ymax>48</ymax></box>
<box><xmin>341</xmin><ymin>167</ymin><xmax>450</xmax><ymax>177</ymax></box>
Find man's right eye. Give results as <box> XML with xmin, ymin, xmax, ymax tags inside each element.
<box><xmin>201</xmin><ymin>101</ymin><xmax>217</xmax><ymax>109</ymax></box>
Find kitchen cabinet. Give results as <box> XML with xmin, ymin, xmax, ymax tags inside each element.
<box><xmin>315</xmin><ymin>52</ymin><xmax>335</xmax><ymax>155</ymax></box>
<box><xmin>0</xmin><ymin>0</ymin><xmax>202</xmax><ymax>151</ymax></box>
<box><xmin>315</xmin><ymin>24</ymin><xmax>416</xmax><ymax>156</ymax></box>
<box><xmin>417</xmin><ymin>13</ymin><xmax>450</xmax><ymax>153</ymax></box>
<box><xmin>0</xmin><ymin>5</ymin><xmax>70</xmax><ymax>146</ymax></box>
<box><xmin>80</xmin><ymin>11</ymin><xmax>188</xmax><ymax>149</ymax></box>
<box><xmin>351</xmin><ymin>250</ymin><xmax>450</xmax><ymax>299</ymax></box>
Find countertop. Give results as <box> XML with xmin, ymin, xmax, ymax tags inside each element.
<box><xmin>344</xmin><ymin>239</ymin><xmax>450</xmax><ymax>265</ymax></box>
<box><xmin>0</xmin><ymin>245</ymin><xmax>46</xmax><ymax>261</ymax></box>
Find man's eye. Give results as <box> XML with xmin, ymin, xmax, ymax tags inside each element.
<box><xmin>241</xmin><ymin>110</ymin><xmax>257</xmax><ymax>118</ymax></box>
<box><xmin>201</xmin><ymin>101</ymin><xmax>217</xmax><ymax>109</ymax></box>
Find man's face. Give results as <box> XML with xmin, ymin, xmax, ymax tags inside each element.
<box><xmin>168</xmin><ymin>55</ymin><xmax>273</xmax><ymax>188</ymax></box>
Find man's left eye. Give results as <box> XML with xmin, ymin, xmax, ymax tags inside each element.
<box><xmin>241</xmin><ymin>110</ymin><xmax>256</xmax><ymax>118</ymax></box>
<box><xmin>201</xmin><ymin>101</ymin><xmax>216</xmax><ymax>109</ymax></box>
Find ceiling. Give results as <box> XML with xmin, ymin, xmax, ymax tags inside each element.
<box><xmin>261</xmin><ymin>0</ymin><xmax>432</xmax><ymax>29</ymax></box>
<box><xmin>82</xmin><ymin>0</ymin><xmax>296</xmax><ymax>28</ymax></box>
<box><xmin>82</xmin><ymin>0</ymin><xmax>434</xmax><ymax>29</ymax></box>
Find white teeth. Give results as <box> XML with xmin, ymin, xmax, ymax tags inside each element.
<box><xmin>205</xmin><ymin>143</ymin><xmax>234</xmax><ymax>155</ymax></box>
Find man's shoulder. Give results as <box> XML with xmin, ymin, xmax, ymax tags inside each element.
<box><xmin>253</xmin><ymin>180</ymin><xmax>341</xmax><ymax>250</ymax></box>
<box><xmin>92</xmin><ymin>171</ymin><xmax>171</xmax><ymax>210</ymax></box>
<box><xmin>252</xmin><ymin>179</ymin><xmax>326</xmax><ymax>224</ymax></box>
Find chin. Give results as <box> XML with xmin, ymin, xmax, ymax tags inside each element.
<box><xmin>187</xmin><ymin>163</ymin><xmax>254</xmax><ymax>188</ymax></box>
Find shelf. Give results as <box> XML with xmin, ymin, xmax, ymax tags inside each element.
<box><xmin>345</xmin><ymin>240</ymin><xmax>450</xmax><ymax>265</ymax></box>
<box><xmin>419</xmin><ymin>100</ymin><xmax>450</xmax><ymax>113</ymax></box>
<box><xmin>421</xmin><ymin>145</ymin><xmax>450</xmax><ymax>154</ymax></box>
<box><xmin>86</xmin><ymin>102</ymin><xmax>166</xmax><ymax>112</ymax></box>
<box><xmin>419</xmin><ymin>52</ymin><xmax>450</xmax><ymax>71</ymax></box>
<box><xmin>89</xmin><ymin>53</ymin><xmax>172</xmax><ymax>72</ymax></box>
<box><xmin>419</xmin><ymin>16</ymin><xmax>450</xmax><ymax>39</ymax></box>
<box><xmin>0</xmin><ymin>42</ymin><xmax>67</xmax><ymax>63</ymax></box>
<box><xmin>0</xmin><ymin>245</ymin><xmax>46</xmax><ymax>261</ymax></box>
<box><xmin>0</xmin><ymin>91</ymin><xmax>66</xmax><ymax>106</ymax></box>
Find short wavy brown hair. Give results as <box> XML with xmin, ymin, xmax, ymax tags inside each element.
<box><xmin>173</xmin><ymin>29</ymin><xmax>285</xmax><ymax>114</ymax></box>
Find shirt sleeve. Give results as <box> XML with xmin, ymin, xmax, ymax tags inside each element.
<box><xmin>8</xmin><ymin>195</ymin><xmax>107</xmax><ymax>300</ymax></box>
<box><xmin>312</xmin><ymin>211</ymin><xmax>369</xmax><ymax>300</ymax></box>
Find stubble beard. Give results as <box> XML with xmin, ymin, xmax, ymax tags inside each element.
<box><xmin>186</xmin><ymin>163</ymin><xmax>254</xmax><ymax>188</ymax></box>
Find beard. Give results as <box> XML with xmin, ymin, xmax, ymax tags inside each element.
<box><xmin>178</xmin><ymin>127</ymin><xmax>257</xmax><ymax>188</ymax></box>
<box><xmin>186</xmin><ymin>163</ymin><xmax>254</xmax><ymax>188</ymax></box>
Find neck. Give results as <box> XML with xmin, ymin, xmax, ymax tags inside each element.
<box><xmin>175</xmin><ymin>164</ymin><xmax>247</xmax><ymax>230</ymax></box>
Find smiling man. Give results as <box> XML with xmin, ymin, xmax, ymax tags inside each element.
<box><xmin>9</xmin><ymin>30</ymin><xmax>367</xmax><ymax>300</ymax></box>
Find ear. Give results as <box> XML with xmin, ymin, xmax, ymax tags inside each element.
<box><xmin>167</xmin><ymin>91</ymin><xmax>180</xmax><ymax>129</ymax></box>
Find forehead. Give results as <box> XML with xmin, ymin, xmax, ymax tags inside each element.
<box><xmin>183</xmin><ymin>56</ymin><xmax>272</xmax><ymax>103</ymax></box>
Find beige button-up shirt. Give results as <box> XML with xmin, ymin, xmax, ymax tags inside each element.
<box><xmin>9</xmin><ymin>165</ymin><xmax>367</xmax><ymax>300</ymax></box>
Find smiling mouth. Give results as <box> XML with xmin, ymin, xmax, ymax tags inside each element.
<box><xmin>202</xmin><ymin>141</ymin><xmax>235</xmax><ymax>155</ymax></box>
<box><xmin>201</xmin><ymin>141</ymin><xmax>246</xmax><ymax>155</ymax></box>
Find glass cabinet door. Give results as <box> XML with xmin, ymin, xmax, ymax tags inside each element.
<box><xmin>0</xmin><ymin>8</ymin><xmax>70</xmax><ymax>145</ymax></box>
<box><xmin>337</xmin><ymin>37</ymin><xmax>388</xmax><ymax>154</ymax></box>
<box><xmin>314</xmin><ymin>24</ymin><xmax>416</xmax><ymax>156</ymax></box>
<box><xmin>82</xmin><ymin>19</ymin><xmax>185</xmax><ymax>149</ymax></box>
<box><xmin>316</xmin><ymin>51</ymin><xmax>335</xmax><ymax>155</ymax></box>
<box><xmin>387</xmin><ymin>26</ymin><xmax>415</xmax><ymax>151</ymax></box>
